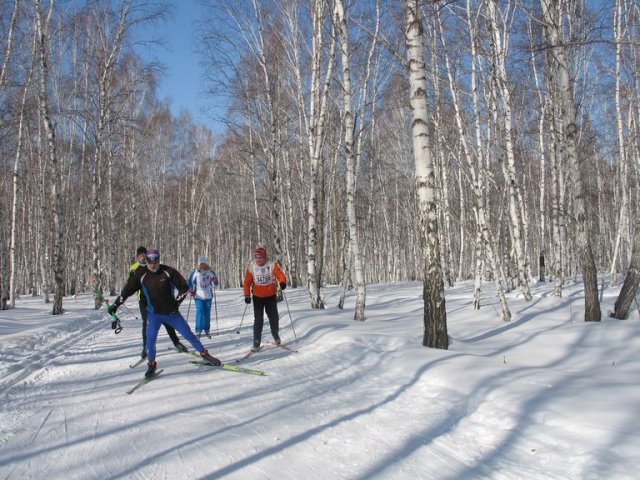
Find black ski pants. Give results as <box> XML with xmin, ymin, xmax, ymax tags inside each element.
<box><xmin>252</xmin><ymin>295</ymin><xmax>280</xmax><ymax>345</ymax></box>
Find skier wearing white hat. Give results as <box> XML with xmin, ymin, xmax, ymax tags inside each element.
<box><xmin>187</xmin><ymin>256</ymin><xmax>219</xmax><ymax>338</ymax></box>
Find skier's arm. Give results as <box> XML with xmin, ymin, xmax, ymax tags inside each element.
<box><xmin>243</xmin><ymin>268</ymin><xmax>253</xmax><ymax>303</ymax></box>
<box><xmin>170</xmin><ymin>267</ymin><xmax>189</xmax><ymax>304</ymax></box>
<box><xmin>274</xmin><ymin>263</ymin><xmax>287</xmax><ymax>289</ymax></box>
<box><xmin>243</xmin><ymin>269</ymin><xmax>253</xmax><ymax>297</ymax></box>
<box><xmin>187</xmin><ymin>270</ymin><xmax>196</xmax><ymax>295</ymax></box>
<box><xmin>110</xmin><ymin>269</ymin><xmax>142</xmax><ymax>312</ymax></box>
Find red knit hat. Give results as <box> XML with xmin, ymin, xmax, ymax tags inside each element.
<box><xmin>255</xmin><ymin>246</ymin><xmax>267</xmax><ymax>258</ymax></box>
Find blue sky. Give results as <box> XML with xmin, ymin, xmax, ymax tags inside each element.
<box><xmin>136</xmin><ymin>0</ymin><xmax>223</xmax><ymax>132</ymax></box>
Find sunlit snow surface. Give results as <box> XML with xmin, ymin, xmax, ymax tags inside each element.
<box><xmin>1</xmin><ymin>279</ymin><xmax>638</xmax><ymax>479</ymax></box>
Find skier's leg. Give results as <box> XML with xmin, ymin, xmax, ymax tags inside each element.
<box><xmin>164</xmin><ymin>322</ymin><xmax>180</xmax><ymax>344</ymax></box>
<box><xmin>146</xmin><ymin>312</ymin><xmax>163</xmax><ymax>361</ymax></box>
<box><xmin>203</xmin><ymin>299</ymin><xmax>212</xmax><ymax>334</ymax></box>
<box><xmin>265</xmin><ymin>296</ymin><xmax>280</xmax><ymax>341</ymax></box>
<box><xmin>162</xmin><ymin>312</ymin><xmax>205</xmax><ymax>352</ymax></box>
<box><xmin>139</xmin><ymin>300</ymin><xmax>148</xmax><ymax>356</ymax></box>
<box><xmin>194</xmin><ymin>298</ymin><xmax>203</xmax><ymax>334</ymax></box>
<box><xmin>252</xmin><ymin>297</ymin><xmax>265</xmax><ymax>347</ymax></box>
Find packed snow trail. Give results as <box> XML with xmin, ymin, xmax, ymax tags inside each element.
<box><xmin>1</xmin><ymin>282</ymin><xmax>639</xmax><ymax>479</ymax></box>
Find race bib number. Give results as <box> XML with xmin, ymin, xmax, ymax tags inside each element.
<box><xmin>253</xmin><ymin>264</ymin><xmax>273</xmax><ymax>286</ymax></box>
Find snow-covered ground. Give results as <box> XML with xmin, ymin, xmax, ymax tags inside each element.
<box><xmin>1</xmin><ymin>279</ymin><xmax>638</xmax><ymax>480</ymax></box>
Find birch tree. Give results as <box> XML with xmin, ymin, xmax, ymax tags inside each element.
<box><xmin>34</xmin><ymin>0</ymin><xmax>66</xmax><ymax>315</ymax></box>
<box><xmin>9</xmin><ymin>23</ymin><xmax>37</xmax><ymax>308</ymax></box>
<box><xmin>85</xmin><ymin>0</ymin><xmax>133</xmax><ymax>304</ymax></box>
<box><xmin>486</xmin><ymin>0</ymin><xmax>532</xmax><ymax>301</ymax></box>
<box><xmin>333</xmin><ymin>0</ymin><xmax>368</xmax><ymax>321</ymax></box>
<box><xmin>2</xmin><ymin>0</ymin><xmax>21</xmax><ymax>309</ymax></box>
<box><xmin>609</xmin><ymin>0</ymin><xmax>631</xmax><ymax>284</ymax></box>
<box><xmin>405</xmin><ymin>0</ymin><xmax>447</xmax><ymax>349</ymax></box>
<box><xmin>439</xmin><ymin>2</ymin><xmax>511</xmax><ymax>321</ymax></box>
<box><xmin>306</xmin><ymin>0</ymin><xmax>336</xmax><ymax>309</ymax></box>
<box><xmin>541</xmin><ymin>0</ymin><xmax>601</xmax><ymax>322</ymax></box>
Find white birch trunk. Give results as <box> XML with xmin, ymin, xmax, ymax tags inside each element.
<box><xmin>457</xmin><ymin>166</ymin><xmax>466</xmax><ymax>282</ymax></box>
<box><xmin>541</xmin><ymin>0</ymin><xmax>600</xmax><ymax>322</ymax></box>
<box><xmin>0</xmin><ymin>0</ymin><xmax>19</xmax><ymax>309</ymax></box>
<box><xmin>487</xmin><ymin>0</ymin><xmax>532</xmax><ymax>301</ymax></box>
<box><xmin>88</xmin><ymin>0</ymin><xmax>131</xmax><ymax>301</ymax></box>
<box><xmin>429</xmin><ymin>20</ymin><xmax>454</xmax><ymax>288</ymax></box>
<box><xmin>306</xmin><ymin>0</ymin><xmax>335</xmax><ymax>309</ymax></box>
<box><xmin>334</xmin><ymin>0</ymin><xmax>365</xmax><ymax>321</ymax></box>
<box><xmin>440</xmin><ymin>2</ymin><xmax>511</xmax><ymax>320</ymax></box>
<box><xmin>9</xmin><ymin>32</ymin><xmax>37</xmax><ymax>307</ymax></box>
<box><xmin>405</xmin><ymin>0</ymin><xmax>448</xmax><ymax>348</ymax></box>
<box><xmin>609</xmin><ymin>0</ymin><xmax>630</xmax><ymax>285</ymax></box>
<box><xmin>528</xmin><ymin>16</ymin><xmax>548</xmax><ymax>282</ymax></box>
<box><xmin>35</xmin><ymin>0</ymin><xmax>65</xmax><ymax>315</ymax></box>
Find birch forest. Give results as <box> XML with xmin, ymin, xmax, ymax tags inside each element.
<box><xmin>1</xmin><ymin>1</ymin><xmax>639</xmax><ymax>339</ymax></box>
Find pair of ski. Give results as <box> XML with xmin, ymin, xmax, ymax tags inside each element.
<box><xmin>178</xmin><ymin>349</ymin><xmax>265</xmax><ymax>376</ymax></box>
<box><xmin>126</xmin><ymin>348</ymin><xmax>266</xmax><ymax>394</ymax></box>
<box><xmin>237</xmin><ymin>342</ymin><xmax>297</xmax><ymax>362</ymax></box>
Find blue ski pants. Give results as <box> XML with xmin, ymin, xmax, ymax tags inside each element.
<box><xmin>146</xmin><ymin>311</ymin><xmax>204</xmax><ymax>361</ymax></box>
<box><xmin>194</xmin><ymin>298</ymin><xmax>212</xmax><ymax>334</ymax></box>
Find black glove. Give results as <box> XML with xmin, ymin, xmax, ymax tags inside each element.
<box><xmin>244</xmin><ymin>296</ymin><xmax>251</xmax><ymax>304</ymax></box>
<box><xmin>279</xmin><ymin>282</ymin><xmax>287</xmax><ymax>290</ymax></box>
<box><xmin>107</xmin><ymin>303</ymin><xmax>118</xmax><ymax>316</ymax></box>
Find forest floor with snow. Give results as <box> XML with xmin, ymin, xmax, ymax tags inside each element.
<box><xmin>0</xmin><ymin>278</ymin><xmax>639</xmax><ymax>479</ymax></box>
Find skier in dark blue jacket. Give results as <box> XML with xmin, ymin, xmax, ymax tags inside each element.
<box><xmin>109</xmin><ymin>248</ymin><xmax>221</xmax><ymax>378</ymax></box>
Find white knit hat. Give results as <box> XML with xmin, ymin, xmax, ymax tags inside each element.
<box><xmin>198</xmin><ymin>256</ymin><xmax>207</xmax><ymax>265</ymax></box>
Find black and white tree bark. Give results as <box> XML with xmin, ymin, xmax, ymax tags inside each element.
<box><xmin>405</xmin><ymin>0</ymin><xmax>447</xmax><ymax>349</ymax></box>
<box><xmin>541</xmin><ymin>0</ymin><xmax>601</xmax><ymax>322</ymax></box>
<box><xmin>88</xmin><ymin>0</ymin><xmax>133</xmax><ymax>305</ymax></box>
<box><xmin>34</xmin><ymin>0</ymin><xmax>66</xmax><ymax>315</ymax></box>
<box><xmin>609</xmin><ymin>0</ymin><xmax>631</xmax><ymax>284</ymax></box>
<box><xmin>486</xmin><ymin>0</ymin><xmax>532</xmax><ymax>301</ymax></box>
<box><xmin>2</xmin><ymin>0</ymin><xmax>20</xmax><ymax>309</ymax></box>
<box><xmin>334</xmin><ymin>0</ymin><xmax>369</xmax><ymax>321</ymax></box>
<box><xmin>439</xmin><ymin>2</ymin><xmax>511</xmax><ymax>321</ymax></box>
<box><xmin>306</xmin><ymin>0</ymin><xmax>336</xmax><ymax>309</ymax></box>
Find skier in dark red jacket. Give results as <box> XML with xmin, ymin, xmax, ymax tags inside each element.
<box><xmin>109</xmin><ymin>248</ymin><xmax>221</xmax><ymax>378</ymax></box>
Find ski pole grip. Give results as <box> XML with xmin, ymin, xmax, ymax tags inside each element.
<box><xmin>112</xmin><ymin>319</ymin><xmax>123</xmax><ymax>334</ymax></box>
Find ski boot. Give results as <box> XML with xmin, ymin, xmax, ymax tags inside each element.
<box><xmin>145</xmin><ymin>361</ymin><xmax>157</xmax><ymax>379</ymax></box>
<box><xmin>200</xmin><ymin>350</ymin><xmax>221</xmax><ymax>366</ymax></box>
<box><xmin>173</xmin><ymin>341</ymin><xmax>188</xmax><ymax>353</ymax></box>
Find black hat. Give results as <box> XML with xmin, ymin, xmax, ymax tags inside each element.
<box><xmin>136</xmin><ymin>246</ymin><xmax>147</xmax><ymax>255</ymax></box>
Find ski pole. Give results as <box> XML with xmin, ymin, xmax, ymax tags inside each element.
<box><xmin>96</xmin><ymin>287</ymin><xmax>122</xmax><ymax>334</ymax></box>
<box><xmin>186</xmin><ymin>294</ymin><xmax>193</xmax><ymax>325</ymax></box>
<box><xmin>282</xmin><ymin>290</ymin><xmax>297</xmax><ymax>339</ymax></box>
<box><xmin>236</xmin><ymin>302</ymin><xmax>249</xmax><ymax>334</ymax></box>
<box><xmin>213</xmin><ymin>284</ymin><xmax>219</xmax><ymax>335</ymax></box>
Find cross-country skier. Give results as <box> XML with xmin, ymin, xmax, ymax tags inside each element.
<box><xmin>109</xmin><ymin>248</ymin><xmax>221</xmax><ymax>378</ymax></box>
<box><xmin>187</xmin><ymin>256</ymin><xmax>219</xmax><ymax>338</ymax></box>
<box><xmin>128</xmin><ymin>246</ymin><xmax>188</xmax><ymax>358</ymax></box>
<box><xmin>243</xmin><ymin>246</ymin><xmax>287</xmax><ymax>352</ymax></box>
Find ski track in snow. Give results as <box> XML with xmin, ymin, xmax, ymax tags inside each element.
<box><xmin>0</xmin><ymin>283</ymin><xmax>638</xmax><ymax>479</ymax></box>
